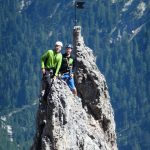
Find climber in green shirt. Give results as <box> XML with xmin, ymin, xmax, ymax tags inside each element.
<box><xmin>41</xmin><ymin>41</ymin><xmax>63</xmax><ymax>77</ymax></box>
<box><xmin>40</xmin><ymin>41</ymin><xmax>63</xmax><ymax>101</ymax></box>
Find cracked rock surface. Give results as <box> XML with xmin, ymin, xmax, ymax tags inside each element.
<box><xmin>31</xmin><ymin>26</ymin><xmax>118</xmax><ymax>150</ymax></box>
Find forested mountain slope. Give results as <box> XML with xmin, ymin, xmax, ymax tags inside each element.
<box><xmin>0</xmin><ymin>0</ymin><xmax>149</xmax><ymax>149</ymax></box>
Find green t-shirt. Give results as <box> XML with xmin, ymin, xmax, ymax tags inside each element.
<box><xmin>41</xmin><ymin>50</ymin><xmax>62</xmax><ymax>76</ymax></box>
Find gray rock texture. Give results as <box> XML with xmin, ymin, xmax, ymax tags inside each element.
<box><xmin>31</xmin><ymin>26</ymin><xmax>117</xmax><ymax>150</ymax></box>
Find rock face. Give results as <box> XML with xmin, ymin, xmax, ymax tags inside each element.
<box><xmin>31</xmin><ymin>26</ymin><xmax>118</xmax><ymax>150</ymax></box>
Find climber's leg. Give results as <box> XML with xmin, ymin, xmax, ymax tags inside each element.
<box><xmin>67</xmin><ymin>75</ymin><xmax>77</xmax><ymax>96</ymax></box>
<box><xmin>43</xmin><ymin>70</ymin><xmax>52</xmax><ymax>101</ymax></box>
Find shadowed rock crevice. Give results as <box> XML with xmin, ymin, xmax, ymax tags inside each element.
<box><xmin>31</xmin><ymin>26</ymin><xmax>118</xmax><ymax>150</ymax></box>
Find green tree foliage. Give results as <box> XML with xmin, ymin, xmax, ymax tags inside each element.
<box><xmin>0</xmin><ymin>0</ymin><xmax>149</xmax><ymax>149</ymax></box>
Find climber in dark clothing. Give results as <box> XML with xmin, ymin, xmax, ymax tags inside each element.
<box><xmin>60</xmin><ymin>44</ymin><xmax>77</xmax><ymax>96</ymax></box>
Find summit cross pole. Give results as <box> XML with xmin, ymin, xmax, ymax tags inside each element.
<box><xmin>74</xmin><ymin>1</ymin><xmax>85</xmax><ymax>26</ymax></box>
<box><xmin>74</xmin><ymin>1</ymin><xmax>77</xmax><ymax>26</ymax></box>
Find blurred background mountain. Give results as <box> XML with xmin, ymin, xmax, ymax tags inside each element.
<box><xmin>0</xmin><ymin>0</ymin><xmax>149</xmax><ymax>149</ymax></box>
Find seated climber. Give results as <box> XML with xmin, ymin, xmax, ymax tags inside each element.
<box><xmin>60</xmin><ymin>44</ymin><xmax>77</xmax><ymax>96</ymax></box>
<box><xmin>41</xmin><ymin>41</ymin><xmax>63</xmax><ymax>100</ymax></box>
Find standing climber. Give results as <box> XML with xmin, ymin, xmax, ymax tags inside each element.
<box><xmin>60</xmin><ymin>44</ymin><xmax>77</xmax><ymax>96</ymax></box>
<box><xmin>41</xmin><ymin>41</ymin><xmax>63</xmax><ymax>100</ymax></box>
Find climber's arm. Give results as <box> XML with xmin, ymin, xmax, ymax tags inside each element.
<box><xmin>41</xmin><ymin>51</ymin><xmax>49</xmax><ymax>69</ymax></box>
<box><xmin>55</xmin><ymin>54</ymin><xmax>62</xmax><ymax>76</ymax></box>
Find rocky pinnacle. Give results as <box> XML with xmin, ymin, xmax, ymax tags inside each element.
<box><xmin>31</xmin><ymin>26</ymin><xmax>118</xmax><ymax>150</ymax></box>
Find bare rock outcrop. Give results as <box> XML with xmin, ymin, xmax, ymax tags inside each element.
<box><xmin>31</xmin><ymin>26</ymin><xmax>117</xmax><ymax>150</ymax></box>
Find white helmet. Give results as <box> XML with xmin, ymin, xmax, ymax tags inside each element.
<box><xmin>55</xmin><ymin>41</ymin><xmax>63</xmax><ymax>47</ymax></box>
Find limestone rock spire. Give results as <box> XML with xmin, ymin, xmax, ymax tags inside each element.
<box><xmin>31</xmin><ymin>26</ymin><xmax>118</xmax><ymax>150</ymax></box>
